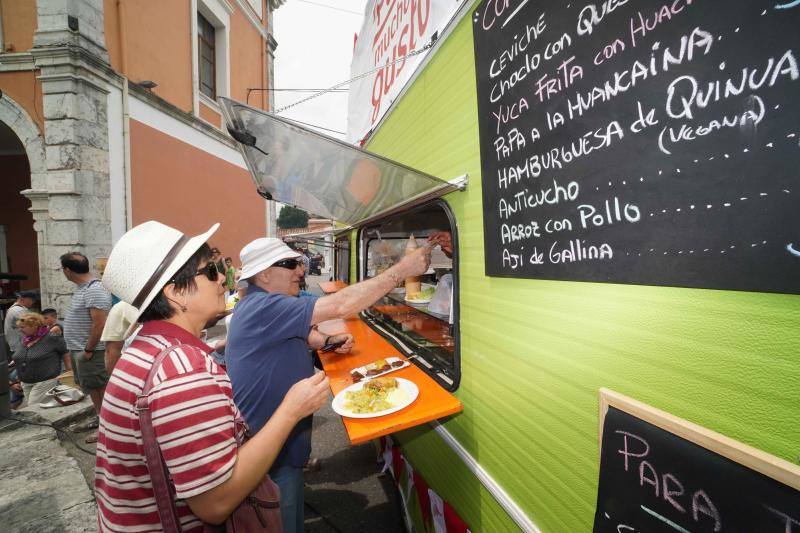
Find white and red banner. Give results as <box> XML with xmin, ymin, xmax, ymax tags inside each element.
<box><xmin>379</xmin><ymin>436</ymin><xmax>471</xmax><ymax>532</ymax></box>
<box><xmin>347</xmin><ymin>0</ymin><xmax>463</xmax><ymax>143</ymax></box>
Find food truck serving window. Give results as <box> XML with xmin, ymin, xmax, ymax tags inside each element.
<box><xmin>358</xmin><ymin>200</ymin><xmax>460</xmax><ymax>391</ymax></box>
<box><xmin>335</xmin><ymin>233</ymin><xmax>350</xmax><ymax>284</ymax></box>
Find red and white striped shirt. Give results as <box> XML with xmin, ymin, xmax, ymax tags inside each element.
<box><xmin>95</xmin><ymin>321</ymin><xmax>239</xmax><ymax>532</ymax></box>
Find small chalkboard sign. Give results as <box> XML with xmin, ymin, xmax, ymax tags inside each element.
<box><xmin>471</xmin><ymin>1</ymin><xmax>800</xmax><ymax>293</ymax></box>
<box><xmin>594</xmin><ymin>389</ymin><xmax>800</xmax><ymax>532</ymax></box>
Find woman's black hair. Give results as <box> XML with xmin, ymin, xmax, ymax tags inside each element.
<box><xmin>139</xmin><ymin>243</ymin><xmax>213</xmax><ymax>322</ymax></box>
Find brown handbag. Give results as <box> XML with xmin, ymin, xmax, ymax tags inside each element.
<box><xmin>137</xmin><ymin>344</ymin><xmax>282</xmax><ymax>532</ymax></box>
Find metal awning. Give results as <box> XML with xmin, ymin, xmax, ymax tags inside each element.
<box><xmin>218</xmin><ymin>98</ymin><xmax>466</xmax><ymax>227</ymax></box>
<box><xmin>280</xmin><ymin>229</ymin><xmax>341</xmax><ymax>249</ymax></box>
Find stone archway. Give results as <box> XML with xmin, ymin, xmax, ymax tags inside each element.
<box><xmin>0</xmin><ymin>94</ymin><xmax>50</xmax><ymax>304</ymax></box>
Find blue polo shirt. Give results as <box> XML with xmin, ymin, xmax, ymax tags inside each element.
<box><xmin>225</xmin><ymin>285</ymin><xmax>318</xmax><ymax>469</ymax></box>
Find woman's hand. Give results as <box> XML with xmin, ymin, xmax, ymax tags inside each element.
<box><xmin>188</xmin><ymin>371</ymin><xmax>330</xmax><ymax>524</ymax></box>
<box><xmin>280</xmin><ymin>372</ymin><xmax>330</xmax><ymax>421</ymax></box>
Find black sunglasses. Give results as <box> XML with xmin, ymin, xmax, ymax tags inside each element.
<box><xmin>272</xmin><ymin>258</ymin><xmax>303</xmax><ymax>270</ymax></box>
<box><xmin>170</xmin><ymin>262</ymin><xmax>219</xmax><ymax>284</ymax></box>
<box><xmin>196</xmin><ymin>262</ymin><xmax>220</xmax><ymax>281</ymax></box>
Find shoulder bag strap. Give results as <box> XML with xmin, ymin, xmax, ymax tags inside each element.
<box><xmin>137</xmin><ymin>343</ymin><xmax>185</xmax><ymax>532</ymax></box>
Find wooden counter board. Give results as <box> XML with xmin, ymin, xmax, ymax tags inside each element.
<box><xmin>317</xmin><ymin>316</ymin><xmax>463</xmax><ymax>445</ymax></box>
<box><xmin>318</xmin><ymin>280</ymin><xmax>348</xmax><ymax>294</ymax></box>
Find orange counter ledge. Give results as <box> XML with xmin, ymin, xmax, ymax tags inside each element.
<box><xmin>318</xmin><ymin>280</ymin><xmax>349</xmax><ymax>294</ymax></box>
<box><xmin>317</xmin><ymin>316</ymin><xmax>463</xmax><ymax>445</ymax></box>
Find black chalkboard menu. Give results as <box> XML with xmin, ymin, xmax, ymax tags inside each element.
<box><xmin>594</xmin><ymin>405</ymin><xmax>800</xmax><ymax>532</ymax></box>
<box><xmin>472</xmin><ymin>1</ymin><xmax>800</xmax><ymax>294</ymax></box>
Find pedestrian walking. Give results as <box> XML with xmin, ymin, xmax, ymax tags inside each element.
<box><xmin>61</xmin><ymin>252</ymin><xmax>112</xmax><ymax>440</ymax></box>
<box><xmin>211</xmin><ymin>246</ymin><xmax>226</xmax><ymax>274</ymax></box>
<box><xmin>3</xmin><ymin>290</ymin><xmax>39</xmax><ymax>356</ymax></box>
<box><xmin>4</xmin><ymin>290</ymin><xmax>39</xmax><ymax>407</ymax></box>
<box><xmin>12</xmin><ymin>312</ymin><xmax>70</xmax><ymax>408</ymax></box>
<box><xmin>225</xmin><ymin>257</ymin><xmax>237</xmax><ymax>294</ymax></box>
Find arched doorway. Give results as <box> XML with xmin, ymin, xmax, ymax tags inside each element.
<box><xmin>0</xmin><ymin>119</ymin><xmax>39</xmax><ymax>298</ymax></box>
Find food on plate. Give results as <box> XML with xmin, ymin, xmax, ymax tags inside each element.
<box><xmin>350</xmin><ymin>357</ymin><xmax>408</xmax><ymax>382</ymax></box>
<box><xmin>343</xmin><ymin>377</ymin><xmax>402</xmax><ymax>414</ymax></box>
<box><xmin>406</xmin><ymin>286</ymin><xmax>435</xmax><ymax>301</ymax></box>
<box><xmin>365</xmin><ymin>358</ymin><xmax>391</xmax><ymax>373</ymax></box>
<box><xmin>365</xmin><ymin>377</ymin><xmax>398</xmax><ymax>392</ymax></box>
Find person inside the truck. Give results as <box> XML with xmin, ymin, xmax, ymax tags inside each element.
<box><xmin>225</xmin><ymin>236</ymin><xmax>431</xmax><ymax>532</ymax></box>
<box><xmin>428</xmin><ymin>230</ymin><xmax>453</xmax><ymax>258</ymax></box>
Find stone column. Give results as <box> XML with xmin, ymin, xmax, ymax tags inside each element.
<box><xmin>28</xmin><ymin>0</ymin><xmax>113</xmax><ymax>312</ymax></box>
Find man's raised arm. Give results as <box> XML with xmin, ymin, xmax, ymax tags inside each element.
<box><xmin>310</xmin><ymin>246</ymin><xmax>431</xmax><ymax>325</ymax></box>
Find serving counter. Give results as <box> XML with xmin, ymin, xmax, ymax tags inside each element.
<box><xmin>317</xmin><ymin>315</ymin><xmax>462</xmax><ymax>445</ymax></box>
<box><xmin>318</xmin><ymin>280</ymin><xmax>349</xmax><ymax>294</ymax></box>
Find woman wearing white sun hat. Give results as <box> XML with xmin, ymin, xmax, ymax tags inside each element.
<box><xmin>94</xmin><ymin>220</ymin><xmax>330</xmax><ymax>532</ymax></box>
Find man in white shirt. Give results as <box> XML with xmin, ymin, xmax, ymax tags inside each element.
<box><xmin>100</xmin><ymin>300</ymin><xmax>139</xmax><ymax>375</ymax></box>
<box><xmin>3</xmin><ymin>290</ymin><xmax>38</xmax><ymax>356</ymax></box>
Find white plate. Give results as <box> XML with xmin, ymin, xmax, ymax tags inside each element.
<box><xmin>332</xmin><ymin>378</ymin><xmax>419</xmax><ymax>419</ymax></box>
<box><xmin>350</xmin><ymin>357</ymin><xmax>410</xmax><ymax>381</ymax></box>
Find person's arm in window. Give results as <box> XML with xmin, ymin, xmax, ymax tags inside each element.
<box><xmin>311</xmin><ymin>246</ymin><xmax>430</xmax><ymax>324</ymax></box>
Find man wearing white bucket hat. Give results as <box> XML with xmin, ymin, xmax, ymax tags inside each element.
<box><xmin>94</xmin><ymin>221</ymin><xmax>330</xmax><ymax>532</ymax></box>
<box><xmin>226</xmin><ymin>236</ymin><xmax>431</xmax><ymax>531</ymax></box>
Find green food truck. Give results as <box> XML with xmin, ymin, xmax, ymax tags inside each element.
<box><xmin>220</xmin><ymin>0</ymin><xmax>800</xmax><ymax>530</ymax></box>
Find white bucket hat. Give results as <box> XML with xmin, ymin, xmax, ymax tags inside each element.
<box><xmin>102</xmin><ymin>221</ymin><xmax>220</xmax><ymax>328</ymax></box>
<box><xmin>239</xmin><ymin>237</ymin><xmax>302</xmax><ymax>280</ymax></box>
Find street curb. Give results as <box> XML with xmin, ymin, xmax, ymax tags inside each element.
<box><xmin>16</xmin><ymin>395</ymin><xmax>95</xmax><ymax>428</ymax></box>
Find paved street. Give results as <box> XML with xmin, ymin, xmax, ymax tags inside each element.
<box><xmin>0</xmin><ymin>398</ymin><xmax>97</xmax><ymax>532</ymax></box>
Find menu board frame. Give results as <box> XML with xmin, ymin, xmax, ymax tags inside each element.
<box><xmin>596</xmin><ymin>388</ymin><xmax>800</xmax><ymax>531</ymax></box>
<box><xmin>599</xmin><ymin>388</ymin><xmax>800</xmax><ymax>491</ymax></box>
<box><xmin>471</xmin><ymin>1</ymin><xmax>800</xmax><ymax>294</ymax></box>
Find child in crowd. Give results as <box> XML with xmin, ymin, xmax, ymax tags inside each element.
<box><xmin>41</xmin><ymin>308</ymin><xmax>63</xmax><ymax>335</ymax></box>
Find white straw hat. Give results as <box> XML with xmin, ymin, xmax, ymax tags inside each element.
<box><xmin>239</xmin><ymin>237</ymin><xmax>301</xmax><ymax>280</ymax></box>
<box><xmin>102</xmin><ymin>221</ymin><xmax>220</xmax><ymax>328</ymax></box>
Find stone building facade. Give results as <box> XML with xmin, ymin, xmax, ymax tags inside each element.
<box><xmin>0</xmin><ymin>0</ymin><xmax>281</xmax><ymax>311</ymax></box>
